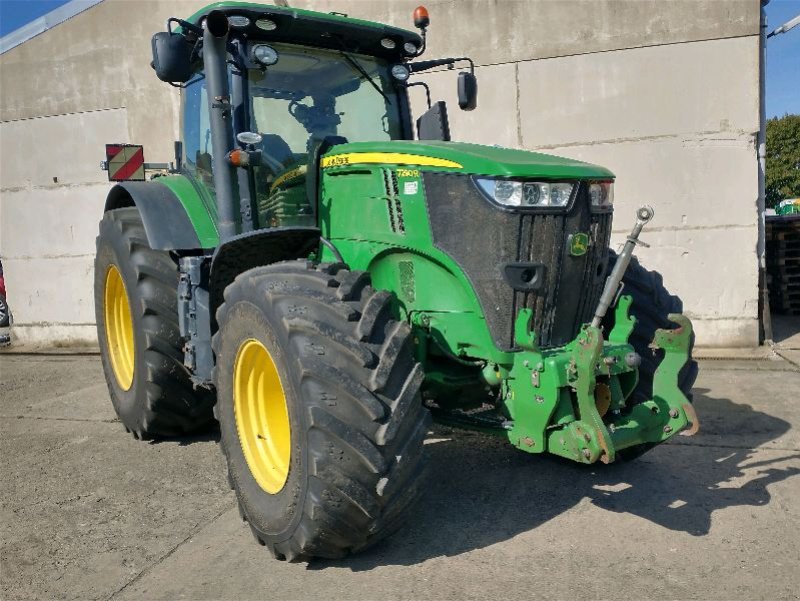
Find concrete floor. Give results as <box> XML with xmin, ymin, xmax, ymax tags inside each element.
<box><xmin>1</xmin><ymin>355</ymin><xmax>798</xmax><ymax>601</ymax></box>
<box><xmin>772</xmin><ymin>314</ymin><xmax>800</xmax><ymax>367</ymax></box>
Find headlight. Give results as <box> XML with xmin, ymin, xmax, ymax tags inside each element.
<box><xmin>227</xmin><ymin>15</ymin><xmax>251</xmax><ymax>28</ymax></box>
<box><xmin>255</xmin><ymin>18</ymin><xmax>277</xmax><ymax>31</ymax></box>
<box><xmin>495</xmin><ymin>180</ymin><xmax>522</xmax><ymax>204</ymax></box>
<box><xmin>390</xmin><ymin>64</ymin><xmax>411</xmax><ymax>81</ymax></box>
<box><xmin>252</xmin><ymin>44</ymin><xmax>279</xmax><ymax>66</ymax></box>
<box><xmin>589</xmin><ymin>181</ymin><xmax>614</xmax><ymax>208</ymax></box>
<box><xmin>475</xmin><ymin>178</ymin><xmax>576</xmax><ymax>208</ymax></box>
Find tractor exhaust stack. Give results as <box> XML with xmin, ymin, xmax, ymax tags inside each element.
<box><xmin>204</xmin><ymin>10</ymin><xmax>237</xmax><ymax>241</ymax></box>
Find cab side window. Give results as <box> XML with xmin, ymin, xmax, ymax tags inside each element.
<box><xmin>182</xmin><ymin>76</ymin><xmax>215</xmax><ymax>198</ymax></box>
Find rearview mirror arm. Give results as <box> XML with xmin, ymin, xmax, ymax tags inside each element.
<box><xmin>409</xmin><ymin>56</ymin><xmax>474</xmax><ymax>75</ymax></box>
<box><xmin>167</xmin><ymin>17</ymin><xmax>203</xmax><ymax>37</ymax></box>
<box><xmin>406</xmin><ymin>82</ymin><xmax>432</xmax><ymax>109</ymax></box>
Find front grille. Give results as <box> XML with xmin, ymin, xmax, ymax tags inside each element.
<box><xmin>424</xmin><ymin>173</ymin><xmax>612</xmax><ymax>350</ymax></box>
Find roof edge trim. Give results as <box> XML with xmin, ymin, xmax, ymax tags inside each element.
<box><xmin>0</xmin><ymin>0</ymin><xmax>104</xmax><ymax>55</ymax></box>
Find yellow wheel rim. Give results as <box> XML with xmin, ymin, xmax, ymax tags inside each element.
<box><xmin>103</xmin><ymin>265</ymin><xmax>135</xmax><ymax>391</ymax></box>
<box><xmin>233</xmin><ymin>339</ymin><xmax>292</xmax><ymax>494</ymax></box>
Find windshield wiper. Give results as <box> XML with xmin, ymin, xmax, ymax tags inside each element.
<box><xmin>339</xmin><ymin>50</ymin><xmax>391</xmax><ymax>104</ymax></box>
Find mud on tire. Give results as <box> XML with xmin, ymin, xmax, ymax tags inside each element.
<box><xmin>213</xmin><ymin>261</ymin><xmax>429</xmax><ymax>561</ymax></box>
<box><xmin>94</xmin><ymin>207</ymin><xmax>215</xmax><ymax>438</ymax></box>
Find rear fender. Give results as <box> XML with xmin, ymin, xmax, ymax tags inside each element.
<box><xmin>103</xmin><ymin>176</ymin><xmax>218</xmax><ymax>250</ymax></box>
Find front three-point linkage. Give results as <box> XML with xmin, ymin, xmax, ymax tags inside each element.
<box><xmin>502</xmin><ymin>206</ymin><xmax>699</xmax><ymax>464</ymax></box>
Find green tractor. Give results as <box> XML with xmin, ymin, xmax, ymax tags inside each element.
<box><xmin>95</xmin><ymin>2</ymin><xmax>698</xmax><ymax>561</ymax></box>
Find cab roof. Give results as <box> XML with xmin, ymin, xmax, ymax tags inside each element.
<box><xmin>184</xmin><ymin>2</ymin><xmax>423</xmax><ymax>60</ymax></box>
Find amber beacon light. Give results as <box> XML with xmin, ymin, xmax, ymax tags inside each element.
<box><xmin>413</xmin><ymin>5</ymin><xmax>430</xmax><ymax>29</ymax></box>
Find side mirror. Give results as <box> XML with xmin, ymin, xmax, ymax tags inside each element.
<box><xmin>457</xmin><ymin>71</ymin><xmax>477</xmax><ymax>111</ymax></box>
<box><xmin>151</xmin><ymin>32</ymin><xmax>192</xmax><ymax>83</ymax></box>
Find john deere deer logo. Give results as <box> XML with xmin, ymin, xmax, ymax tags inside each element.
<box><xmin>569</xmin><ymin>232</ymin><xmax>590</xmax><ymax>257</ymax></box>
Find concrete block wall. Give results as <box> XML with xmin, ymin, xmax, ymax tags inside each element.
<box><xmin>0</xmin><ymin>0</ymin><xmax>192</xmax><ymax>345</ymax></box>
<box><xmin>0</xmin><ymin>109</ymin><xmax>129</xmax><ymax>343</ymax></box>
<box><xmin>0</xmin><ymin>0</ymin><xmax>761</xmax><ymax>347</ymax></box>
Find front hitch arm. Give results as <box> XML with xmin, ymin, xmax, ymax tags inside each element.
<box><xmin>569</xmin><ymin>325</ymin><xmax>615</xmax><ymax>463</ymax></box>
<box><xmin>605</xmin><ymin>313</ymin><xmax>699</xmax><ymax>453</ymax></box>
<box><xmin>649</xmin><ymin>313</ymin><xmax>699</xmax><ymax>436</ymax></box>
<box><xmin>590</xmin><ymin>205</ymin><xmax>654</xmax><ymax>328</ymax></box>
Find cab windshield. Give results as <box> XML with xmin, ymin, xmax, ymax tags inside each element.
<box><xmin>247</xmin><ymin>43</ymin><xmax>403</xmax><ymax>226</ymax></box>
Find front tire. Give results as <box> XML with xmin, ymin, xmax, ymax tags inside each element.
<box><xmin>214</xmin><ymin>261</ymin><xmax>428</xmax><ymax>561</ymax></box>
<box><xmin>94</xmin><ymin>207</ymin><xmax>215</xmax><ymax>438</ymax></box>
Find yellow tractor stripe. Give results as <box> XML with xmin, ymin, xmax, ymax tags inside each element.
<box><xmin>321</xmin><ymin>152</ymin><xmax>462</xmax><ymax>169</ymax></box>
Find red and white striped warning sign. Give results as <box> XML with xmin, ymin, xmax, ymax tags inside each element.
<box><xmin>105</xmin><ymin>144</ymin><xmax>145</xmax><ymax>181</ymax></box>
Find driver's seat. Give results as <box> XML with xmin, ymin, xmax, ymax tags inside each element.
<box><xmin>260</xmin><ymin>134</ymin><xmax>296</xmax><ymax>173</ymax></box>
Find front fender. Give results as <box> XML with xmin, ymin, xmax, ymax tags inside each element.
<box><xmin>209</xmin><ymin>227</ymin><xmax>320</xmax><ymax>326</ymax></box>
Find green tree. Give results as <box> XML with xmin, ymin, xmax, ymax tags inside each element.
<box><xmin>766</xmin><ymin>114</ymin><xmax>800</xmax><ymax>209</ymax></box>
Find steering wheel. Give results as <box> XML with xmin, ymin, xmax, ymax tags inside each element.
<box><xmin>259</xmin><ymin>151</ymin><xmax>286</xmax><ymax>175</ymax></box>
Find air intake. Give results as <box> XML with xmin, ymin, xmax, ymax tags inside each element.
<box><xmin>382</xmin><ymin>170</ymin><xmax>405</xmax><ymax>234</ymax></box>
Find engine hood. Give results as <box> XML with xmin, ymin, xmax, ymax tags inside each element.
<box><xmin>320</xmin><ymin>140</ymin><xmax>614</xmax><ymax>180</ymax></box>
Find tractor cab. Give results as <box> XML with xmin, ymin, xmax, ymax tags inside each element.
<box><xmin>154</xmin><ymin>3</ymin><xmax>470</xmax><ymax>232</ymax></box>
<box><xmin>181</xmin><ymin>35</ymin><xmax>409</xmax><ymax>229</ymax></box>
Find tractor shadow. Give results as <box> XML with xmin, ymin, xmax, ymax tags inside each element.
<box><xmin>312</xmin><ymin>387</ymin><xmax>800</xmax><ymax>570</ymax></box>
<box><xmin>147</xmin><ymin>423</ymin><xmax>221</xmax><ymax>446</ymax></box>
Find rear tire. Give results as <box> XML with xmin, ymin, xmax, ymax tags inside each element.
<box><xmin>602</xmin><ymin>251</ymin><xmax>699</xmax><ymax>461</ymax></box>
<box><xmin>214</xmin><ymin>261</ymin><xmax>428</xmax><ymax>561</ymax></box>
<box><xmin>94</xmin><ymin>207</ymin><xmax>215</xmax><ymax>438</ymax></box>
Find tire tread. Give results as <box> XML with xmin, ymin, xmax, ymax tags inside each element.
<box><xmin>95</xmin><ymin>207</ymin><xmax>214</xmax><ymax>437</ymax></box>
<box><xmin>214</xmin><ymin>260</ymin><xmax>427</xmax><ymax>561</ymax></box>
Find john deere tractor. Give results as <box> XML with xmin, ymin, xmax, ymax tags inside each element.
<box><xmin>95</xmin><ymin>2</ymin><xmax>698</xmax><ymax>561</ymax></box>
